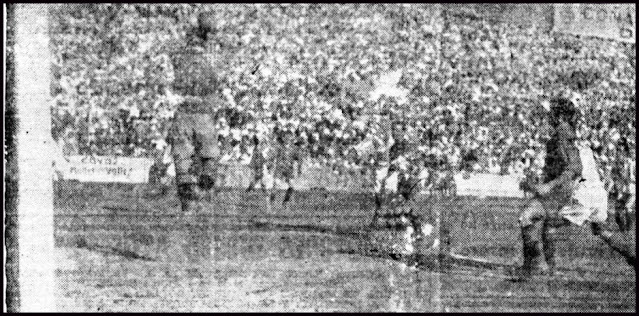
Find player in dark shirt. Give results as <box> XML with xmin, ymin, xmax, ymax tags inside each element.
<box><xmin>516</xmin><ymin>97</ymin><xmax>583</xmax><ymax>278</ymax></box>
<box><xmin>246</xmin><ymin>135</ymin><xmax>268</xmax><ymax>194</ymax></box>
<box><xmin>375</xmin><ymin>121</ymin><xmax>409</xmax><ymax>207</ymax></box>
<box><xmin>270</xmin><ymin>129</ymin><xmax>300</xmax><ymax>205</ymax></box>
<box><xmin>168</xmin><ymin>12</ymin><xmax>224</xmax><ymax>214</ymax></box>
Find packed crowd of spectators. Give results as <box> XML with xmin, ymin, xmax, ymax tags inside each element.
<box><xmin>435</xmin><ymin>12</ymin><xmax>635</xmax><ymax>189</ymax></box>
<box><xmin>50</xmin><ymin>4</ymin><xmax>635</xmax><ymax>196</ymax></box>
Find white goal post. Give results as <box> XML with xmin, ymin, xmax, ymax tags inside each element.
<box><xmin>9</xmin><ymin>3</ymin><xmax>56</xmax><ymax>312</ymax></box>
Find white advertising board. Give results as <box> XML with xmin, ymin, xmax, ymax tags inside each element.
<box><xmin>61</xmin><ymin>156</ymin><xmax>153</xmax><ymax>183</ymax></box>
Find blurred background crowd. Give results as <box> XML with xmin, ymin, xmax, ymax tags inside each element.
<box><xmin>49</xmin><ymin>4</ymin><xmax>635</xmax><ymax>198</ymax></box>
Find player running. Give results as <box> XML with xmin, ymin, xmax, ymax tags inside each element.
<box><xmin>375</xmin><ymin>120</ymin><xmax>416</xmax><ymax>207</ymax></box>
<box><xmin>270</xmin><ymin>128</ymin><xmax>301</xmax><ymax>205</ymax></box>
<box><xmin>246</xmin><ymin>134</ymin><xmax>268</xmax><ymax>194</ymax></box>
<box><xmin>368</xmin><ymin>120</ymin><xmax>439</xmax><ymax>264</ymax></box>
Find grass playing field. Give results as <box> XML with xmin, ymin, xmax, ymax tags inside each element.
<box><xmin>53</xmin><ymin>182</ymin><xmax>635</xmax><ymax>312</ymax></box>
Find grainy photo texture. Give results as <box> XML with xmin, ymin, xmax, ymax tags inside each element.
<box><xmin>4</xmin><ymin>3</ymin><xmax>636</xmax><ymax>312</ymax></box>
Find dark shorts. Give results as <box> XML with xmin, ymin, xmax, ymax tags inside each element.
<box><xmin>274</xmin><ymin>163</ymin><xmax>295</xmax><ymax>181</ymax></box>
<box><xmin>252</xmin><ymin>166</ymin><xmax>265</xmax><ymax>179</ymax></box>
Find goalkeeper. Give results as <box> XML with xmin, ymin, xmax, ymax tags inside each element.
<box><xmin>168</xmin><ymin>12</ymin><xmax>224</xmax><ymax>214</ymax></box>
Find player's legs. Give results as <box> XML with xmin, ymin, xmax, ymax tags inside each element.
<box><xmin>246</xmin><ymin>179</ymin><xmax>255</xmax><ymax>192</ymax></box>
<box><xmin>374</xmin><ymin>166</ymin><xmax>389</xmax><ymax>208</ymax></box>
<box><xmin>246</xmin><ymin>169</ymin><xmax>261</xmax><ymax>192</ymax></box>
<box><xmin>625</xmin><ymin>191</ymin><xmax>636</xmax><ymax>230</ymax></box>
<box><xmin>614</xmin><ymin>193</ymin><xmax>633</xmax><ymax>232</ymax></box>
<box><xmin>282</xmin><ymin>178</ymin><xmax>294</xmax><ymax>204</ymax></box>
<box><xmin>259</xmin><ymin>166</ymin><xmax>268</xmax><ymax>193</ymax></box>
<box><xmin>398</xmin><ymin>172</ymin><xmax>414</xmax><ymax>201</ymax></box>
<box><xmin>193</xmin><ymin>114</ymin><xmax>220</xmax><ymax>186</ymax></box>
<box><xmin>170</xmin><ymin>113</ymin><xmax>201</xmax><ymax>213</ymax></box>
<box><xmin>516</xmin><ymin>198</ymin><xmax>548</xmax><ymax>276</ymax></box>
<box><xmin>447</xmin><ymin>175</ymin><xmax>457</xmax><ymax>197</ymax></box>
<box><xmin>277</xmin><ymin>163</ymin><xmax>295</xmax><ymax>204</ymax></box>
<box><xmin>541</xmin><ymin>220</ymin><xmax>565</xmax><ymax>274</ymax></box>
<box><xmin>627</xmin><ymin>188</ymin><xmax>636</xmax><ymax>227</ymax></box>
<box><xmin>194</xmin><ymin>114</ymin><xmax>219</xmax><ymax>200</ymax></box>
<box><xmin>380</xmin><ymin>168</ymin><xmax>400</xmax><ymax>207</ymax></box>
<box><xmin>270</xmin><ymin>171</ymin><xmax>278</xmax><ymax>203</ymax></box>
<box><xmin>591</xmin><ymin>222</ymin><xmax>636</xmax><ymax>267</ymax></box>
<box><xmin>249</xmin><ymin>165</ymin><xmax>268</xmax><ymax>193</ymax></box>
<box><xmin>540</xmin><ymin>191</ymin><xmax>573</xmax><ymax>273</ymax></box>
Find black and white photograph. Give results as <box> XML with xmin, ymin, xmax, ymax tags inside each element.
<box><xmin>4</xmin><ymin>3</ymin><xmax>636</xmax><ymax>312</ymax></box>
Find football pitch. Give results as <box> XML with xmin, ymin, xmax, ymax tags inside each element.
<box><xmin>53</xmin><ymin>182</ymin><xmax>635</xmax><ymax>312</ymax></box>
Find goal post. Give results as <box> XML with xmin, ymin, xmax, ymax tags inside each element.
<box><xmin>7</xmin><ymin>3</ymin><xmax>56</xmax><ymax>312</ymax></box>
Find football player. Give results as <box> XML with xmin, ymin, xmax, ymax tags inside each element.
<box><xmin>168</xmin><ymin>12</ymin><xmax>224</xmax><ymax>214</ymax></box>
<box><xmin>516</xmin><ymin>97</ymin><xmax>583</xmax><ymax>278</ymax></box>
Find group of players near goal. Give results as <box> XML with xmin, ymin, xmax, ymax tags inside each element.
<box><xmin>167</xmin><ymin>13</ymin><xmax>635</xmax><ymax>279</ymax></box>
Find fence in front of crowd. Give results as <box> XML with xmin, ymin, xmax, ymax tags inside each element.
<box><xmin>54</xmin><ymin>154</ymin><xmax>525</xmax><ymax>198</ymax></box>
